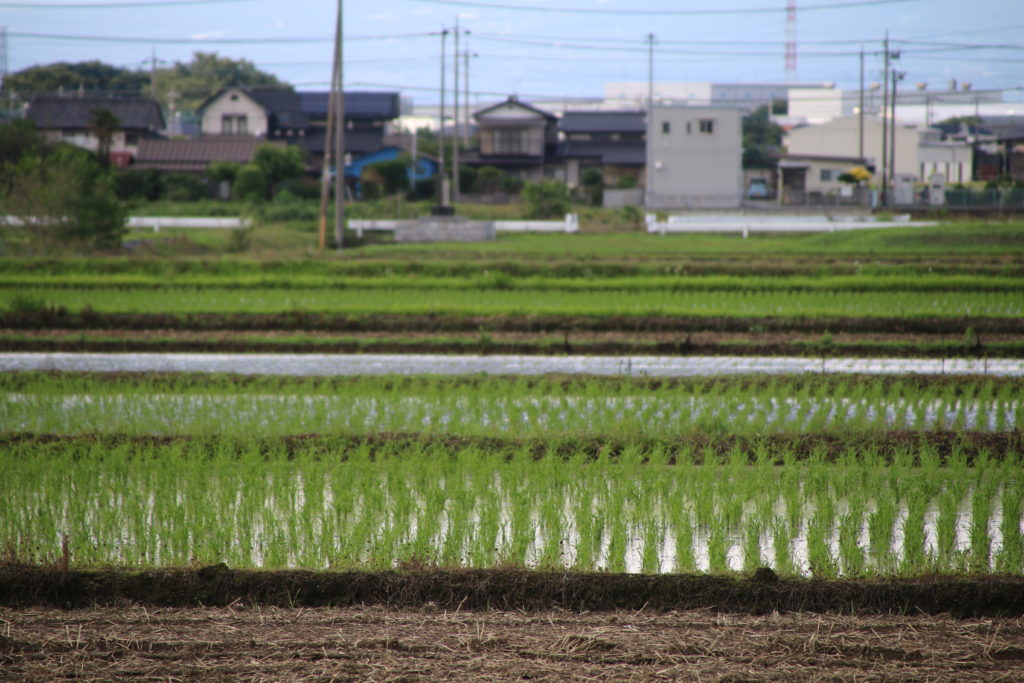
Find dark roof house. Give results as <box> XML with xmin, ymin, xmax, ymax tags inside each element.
<box><xmin>133</xmin><ymin>137</ymin><xmax>284</xmax><ymax>173</ymax></box>
<box><xmin>26</xmin><ymin>95</ymin><xmax>165</xmax><ymax>133</ymax></box>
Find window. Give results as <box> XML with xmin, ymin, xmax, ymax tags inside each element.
<box><xmin>661</xmin><ymin>121</ymin><xmax>670</xmax><ymax>134</ymax></box>
<box><xmin>124</xmin><ymin>132</ymin><xmax>138</xmax><ymax>145</ymax></box>
<box><xmin>221</xmin><ymin>115</ymin><xmax>248</xmax><ymax>134</ymax></box>
<box><xmin>820</xmin><ymin>169</ymin><xmax>834</xmax><ymax>182</ymax></box>
<box><xmin>699</xmin><ymin>119</ymin><xmax>715</xmax><ymax>134</ymax></box>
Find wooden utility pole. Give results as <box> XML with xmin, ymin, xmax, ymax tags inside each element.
<box><xmin>453</xmin><ymin>18</ymin><xmax>460</xmax><ymax>203</ymax></box>
<box><xmin>318</xmin><ymin>0</ymin><xmax>341</xmax><ymax>250</ymax></box>
<box><xmin>333</xmin><ymin>0</ymin><xmax>345</xmax><ymax>250</ymax></box>
<box><xmin>858</xmin><ymin>46</ymin><xmax>864</xmax><ymax>161</ymax></box>
<box><xmin>645</xmin><ymin>33</ymin><xmax>655</xmax><ymax>208</ymax></box>
<box><xmin>881</xmin><ymin>31</ymin><xmax>890</xmax><ymax>206</ymax></box>
<box><xmin>437</xmin><ymin>28</ymin><xmax>449</xmax><ymax>208</ymax></box>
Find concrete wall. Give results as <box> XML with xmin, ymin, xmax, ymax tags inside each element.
<box><xmin>394</xmin><ymin>217</ymin><xmax>496</xmax><ymax>243</ymax></box>
<box><xmin>603</xmin><ymin>188</ymin><xmax>644</xmax><ymax>208</ymax></box>
<box><xmin>646</xmin><ymin>106</ymin><xmax>743</xmax><ymax>209</ymax></box>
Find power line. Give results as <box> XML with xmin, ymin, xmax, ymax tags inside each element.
<box><xmin>8</xmin><ymin>30</ymin><xmax>437</xmax><ymax>44</ymax></box>
<box><xmin>404</xmin><ymin>0</ymin><xmax>922</xmax><ymax>15</ymax></box>
<box><xmin>0</xmin><ymin>0</ymin><xmax>255</xmax><ymax>7</ymax></box>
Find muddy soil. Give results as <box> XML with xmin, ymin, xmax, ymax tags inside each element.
<box><xmin>5</xmin><ymin>431</ymin><xmax>1021</xmax><ymax>464</ymax></box>
<box><xmin>4</xmin><ymin>311</ymin><xmax>1023</xmax><ymax>335</ymax></box>
<box><xmin>3</xmin><ymin>328</ymin><xmax>1022</xmax><ymax>358</ymax></box>
<box><xmin>3</xmin><ymin>605</ymin><xmax>1023</xmax><ymax>681</ymax></box>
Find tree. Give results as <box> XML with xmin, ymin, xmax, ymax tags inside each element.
<box><xmin>3</xmin><ymin>61</ymin><xmax>148</xmax><ymax>96</ymax></box>
<box><xmin>522</xmin><ymin>180</ymin><xmax>569</xmax><ymax>219</ymax></box>
<box><xmin>742</xmin><ymin>105</ymin><xmax>785</xmax><ymax>169</ymax></box>
<box><xmin>155</xmin><ymin>52</ymin><xmax>287</xmax><ymax>112</ymax></box>
<box><xmin>580</xmin><ymin>167</ymin><xmax>604</xmax><ymax>206</ymax></box>
<box><xmin>0</xmin><ymin>145</ymin><xmax>126</xmax><ymax>252</ymax></box>
<box><xmin>233</xmin><ymin>163</ymin><xmax>267</xmax><ymax>202</ymax></box>
<box><xmin>366</xmin><ymin>158</ymin><xmax>411</xmax><ymax>195</ymax></box>
<box><xmin>87</xmin><ymin>108</ymin><xmax>121</xmax><ymax>166</ymax></box>
<box><xmin>251</xmin><ymin>144</ymin><xmax>304</xmax><ymax>199</ymax></box>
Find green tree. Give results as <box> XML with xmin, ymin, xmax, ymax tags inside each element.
<box><xmin>86</xmin><ymin>108</ymin><xmax>121</xmax><ymax>167</ymax></box>
<box><xmin>0</xmin><ymin>145</ymin><xmax>126</xmax><ymax>252</ymax></box>
<box><xmin>251</xmin><ymin>144</ymin><xmax>305</xmax><ymax>199</ymax></box>
<box><xmin>522</xmin><ymin>180</ymin><xmax>569</xmax><ymax>219</ymax></box>
<box><xmin>742</xmin><ymin>105</ymin><xmax>785</xmax><ymax>169</ymax></box>
<box><xmin>207</xmin><ymin>161</ymin><xmax>241</xmax><ymax>200</ymax></box>
<box><xmin>3</xmin><ymin>60</ymin><xmax>149</xmax><ymax>96</ymax></box>
<box><xmin>233</xmin><ymin>163</ymin><xmax>267</xmax><ymax>202</ymax></box>
<box><xmin>156</xmin><ymin>52</ymin><xmax>287</xmax><ymax>111</ymax></box>
<box><xmin>366</xmin><ymin>158</ymin><xmax>410</xmax><ymax>195</ymax></box>
<box><xmin>580</xmin><ymin>167</ymin><xmax>604</xmax><ymax>206</ymax></box>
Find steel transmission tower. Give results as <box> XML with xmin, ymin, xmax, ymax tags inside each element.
<box><xmin>785</xmin><ymin>1</ymin><xmax>797</xmax><ymax>78</ymax></box>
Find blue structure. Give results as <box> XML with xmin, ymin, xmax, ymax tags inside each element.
<box><xmin>344</xmin><ymin>146</ymin><xmax>437</xmax><ymax>197</ymax></box>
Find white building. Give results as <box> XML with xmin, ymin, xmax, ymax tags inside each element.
<box><xmin>646</xmin><ymin>105</ymin><xmax>743</xmax><ymax>209</ymax></box>
<box><xmin>789</xmin><ymin>85</ymin><xmax>1005</xmax><ymax>126</ymax></box>
<box><xmin>607</xmin><ymin>81</ymin><xmax>832</xmax><ymax>112</ymax></box>
<box><xmin>785</xmin><ymin>115</ymin><xmax>974</xmax><ymax>184</ymax></box>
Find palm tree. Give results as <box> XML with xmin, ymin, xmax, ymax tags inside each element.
<box><xmin>87</xmin><ymin>108</ymin><xmax>121</xmax><ymax>167</ymax></box>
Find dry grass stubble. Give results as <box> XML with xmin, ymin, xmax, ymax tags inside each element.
<box><xmin>2</xmin><ymin>606</ymin><xmax>1023</xmax><ymax>681</ymax></box>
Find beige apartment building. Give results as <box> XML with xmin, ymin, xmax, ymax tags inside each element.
<box><xmin>646</xmin><ymin>105</ymin><xmax>743</xmax><ymax>209</ymax></box>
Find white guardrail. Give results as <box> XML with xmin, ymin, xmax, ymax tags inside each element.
<box><xmin>645</xmin><ymin>213</ymin><xmax>937</xmax><ymax>236</ymax></box>
<box><xmin>349</xmin><ymin>214</ymin><xmax>579</xmax><ymax>238</ymax></box>
<box><xmin>1</xmin><ymin>216</ymin><xmax>251</xmax><ymax>231</ymax></box>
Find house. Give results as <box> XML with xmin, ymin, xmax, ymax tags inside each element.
<box><xmin>785</xmin><ymin>116</ymin><xmax>974</xmax><ymax>184</ymax></box>
<box><xmin>558</xmin><ymin>110</ymin><xmax>645</xmax><ymax>189</ymax></box>
<box><xmin>132</xmin><ymin>137</ymin><xmax>284</xmax><ymax>174</ymax></box>
<box><xmin>297</xmin><ymin>91</ymin><xmax>402</xmax><ymax>166</ymax></box>
<box><xmin>777</xmin><ymin>154</ymin><xmax>872</xmax><ymax>205</ymax></box>
<box><xmin>646</xmin><ymin>105</ymin><xmax>743</xmax><ymax>208</ymax></box>
<box><xmin>466</xmin><ymin>96</ymin><xmax>560</xmax><ymax>181</ymax></box>
<box><xmin>196</xmin><ymin>87</ymin><xmax>401</xmax><ymax>168</ymax></box>
<box><xmin>25</xmin><ymin>94</ymin><xmax>165</xmax><ymax>166</ymax></box>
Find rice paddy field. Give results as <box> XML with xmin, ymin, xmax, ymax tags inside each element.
<box><xmin>3</xmin><ymin>223</ymin><xmax>1024</xmax><ymax>680</ymax></box>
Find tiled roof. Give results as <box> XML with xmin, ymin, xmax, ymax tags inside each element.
<box><xmin>474</xmin><ymin>96</ymin><xmax>556</xmax><ymax>121</ymax></box>
<box><xmin>26</xmin><ymin>95</ymin><xmax>165</xmax><ymax>131</ymax></box>
<box><xmin>299</xmin><ymin>92</ymin><xmax>401</xmax><ymax>120</ymax></box>
<box><xmin>133</xmin><ymin>137</ymin><xmax>284</xmax><ymax>172</ymax></box>
<box><xmin>559</xmin><ymin>141</ymin><xmax>645</xmax><ymax>165</ymax></box>
<box><xmin>560</xmin><ymin>110</ymin><xmax>645</xmax><ymax>134</ymax></box>
<box><xmin>247</xmin><ymin>88</ymin><xmax>309</xmax><ymax>128</ymax></box>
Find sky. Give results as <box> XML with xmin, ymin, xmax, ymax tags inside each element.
<box><xmin>3</xmin><ymin>0</ymin><xmax>1023</xmax><ymax>108</ymax></box>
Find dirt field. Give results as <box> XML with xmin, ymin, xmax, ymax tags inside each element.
<box><xmin>3</xmin><ymin>605</ymin><xmax>1023</xmax><ymax>681</ymax></box>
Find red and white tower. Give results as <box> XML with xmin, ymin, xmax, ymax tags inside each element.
<box><xmin>785</xmin><ymin>0</ymin><xmax>797</xmax><ymax>78</ymax></box>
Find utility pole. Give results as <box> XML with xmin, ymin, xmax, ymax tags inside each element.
<box><xmin>333</xmin><ymin>0</ymin><xmax>345</xmax><ymax>250</ymax></box>
<box><xmin>318</xmin><ymin>0</ymin><xmax>341</xmax><ymax>250</ymax></box>
<box><xmin>437</xmin><ymin>28</ymin><xmax>449</xmax><ymax>209</ymax></box>
<box><xmin>645</xmin><ymin>33</ymin><xmax>656</xmax><ymax>208</ymax></box>
<box><xmin>451</xmin><ymin>22</ymin><xmax>468</xmax><ymax>203</ymax></box>
<box><xmin>858</xmin><ymin>46</ymin><xmax>864</xmax><ymax>161</ymax></box>
<box><xmin>880</xmin><ymin>31</ymin><xmax>890</xmax><ymax>206</ymax></box>
<box><xmin>889</xmin><ymin>67</ymin><xmax>904</xmax><ymax>204</ymax></box>
<box><xmin>464</xmin><ymin>50</ymin><xmax>476</xmax><ymax>148</ymax></box>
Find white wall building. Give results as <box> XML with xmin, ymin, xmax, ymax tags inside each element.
<box><xmin>789</xmin><ymin>85</ymin><xmax>1005</xmax><ymax>126</ymax></box>
<box><xmin>646</xmin><ymin>105</ymin><xmax>743</xmax><ymax>209</ymax></box>
<box><xmin>607</xmin><ymin>81</ymin><xmax>831</xmax><ymax>112</ymax></box>
<box><xmin>785</xmin><ymin>115</ymin><xmax>974</xmax><ymax>183</ymax></box>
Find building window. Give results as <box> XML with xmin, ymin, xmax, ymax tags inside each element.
<box><xmin>221</xmin><ymin>115</ymin><xmax>248</xmax><ymax>134</ymax></box>
<box><xmin>125</xmin><ymin>132</ymin><xmax>138</xmax><ymax>145</ymax></box>
<box><xmin>494</xmin><ymin>128</ymin><xmax>528</xmax><ymax>154</ymax></box>
<box><xmin>820</xmin><ymin>169</ymin><xmax>834</xmax><ymax>182</ymax></box>
<box><xmin>661</xmin><ymin>121</ymin><xmax>670</xmax><ymax>134</ymax></box>
<box><xmin>699</xmin><ymin>119</ymin><xmax>715</xmax><ymax>134</ymax></box>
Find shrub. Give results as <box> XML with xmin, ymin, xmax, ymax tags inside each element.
<box><xmin>233</xmin><ymin>163</ymin><xmax>268</xmax><ymax>202</ymax></box>
<box><xmin>360</xmin><ymin>167</ymin><xmax>385</xmax><ymax>200</ymax></box>
<box><xmin>367</xmin><ymin>159</ymin><xmax>410</xmax><ymax>195</ymax></box>
<box><xmin>279</xmin><ymin>177</ymin><xmax>322</xmax><ymax>200</ymax></box>
<box><xmin>252</xmin><ymin>144</ymin><xmax>305</xmax><ymax>198</ymax></box>
<box><xmin>114</xmin><ymin>168</ymin><xmax>164</xmax><ymax>201</ymax></box>
<box><xmin>522</xmin><ymin>180</ymin><xmax>569</xmax><ymax>219</ymax></box>
<box><xmin>476</xmin><ymin>165</ymin><xmax>522</xmax><ymax>194</ymax></box>
<box><xmin>0</xmin><ymin>145</ymin><xmax>126</xmax><ymax>251</ymax></box>
<box><xmin>162</xmin><ymin>173</ymin><xmax>208</xmax><ymax>201</ymax></box>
